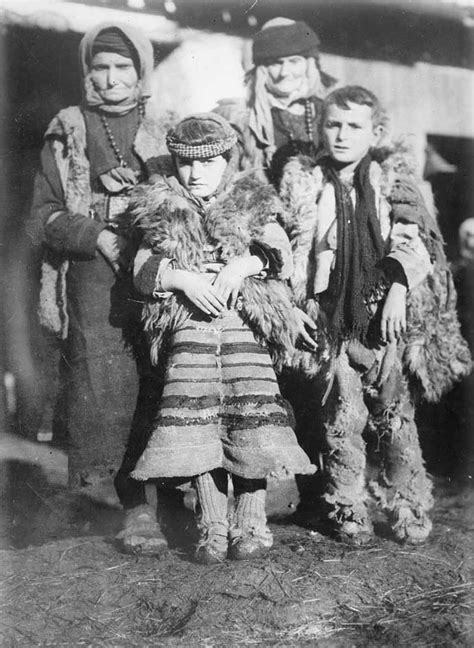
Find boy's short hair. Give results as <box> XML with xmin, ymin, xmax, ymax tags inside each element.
<box><xmin>321</xmin><ymin>85</ymin><xmax>388</xmax><ymax>131</ymax></box>
<box><xmin>166</xmin><ymin>112</ymin><xmax>237</xmax><ymax>160</ymax></box>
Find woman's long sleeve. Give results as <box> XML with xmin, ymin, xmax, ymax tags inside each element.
<box><xmin>31</xmin><ymin>139</ymin><xmax>105</xmax><ymax>259</ymax></box>
<box><xmin>133</xmin><ymin>244</ymin><xmax>170</xmax><ymax>296</ymax></box>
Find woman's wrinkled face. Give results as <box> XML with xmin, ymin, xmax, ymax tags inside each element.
<box><xmin>176</xmin><ymin>154</ymin><xmax>228</xmax><ymax>198</ymax></box>
<box><xmin>266</xmin><ymin>55</ymin><xmax>311</xmax><ymax>97</ymax></box>
<box><xmin>90</xmin><ymin>52</ymin><xmax>138</xmax><ymax>104</ymax></box>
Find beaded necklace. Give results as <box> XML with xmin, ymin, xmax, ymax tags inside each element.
<box><xmin>275</xmin><ymin>98</ymin><xmax>315</xmax><ymax>144</ymax></box>
<box><xmin>100</xmin><ymin>102</ymin><xmax>145</xmax><ymax>168</ymax></box>
<box><xmin>304</xmin><ymin>98</ymin><xmax>315</xmax><ymax>143</ymax></box>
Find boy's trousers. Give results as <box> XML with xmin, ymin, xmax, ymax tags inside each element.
<box><xmin>323</xmin><ymin>340</ymin><xmax>433</xmax><ymax>522</ymax></box>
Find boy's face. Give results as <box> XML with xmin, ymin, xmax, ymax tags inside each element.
<box><xmin>323</xmin><ymin>101</ymin><xmax>382</xmax><ymax>167</ymax></box>
<box><xmin>176</xmin><ymin>154</ymin><xmax>228</xmax><ymax>198</ymax></box>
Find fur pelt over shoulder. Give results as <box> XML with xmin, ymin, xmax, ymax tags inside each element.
<box><xmin>280</xmin><ymin>147</ymin><xmax>472</xmax><ymax>402</ymax></box>
<box><xmin>129</xmin><ymin>171</ymin><xmax>299</xmax><ymax>371</ymax></box>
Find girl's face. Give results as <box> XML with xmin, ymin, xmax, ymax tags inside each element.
<box><xmin>90</xmin><ymin>51</ymin><xmax>138</xmax><ymax>104</ymax></box>
<box><xmin>176</xmin><ymin>154</ymin><xmax>228</xmax><ymax>198</ymax></box>
<box><xmin>266</xmin><ymin>55</ymin><xmax>312</xmax><ymax>97</ymax></box>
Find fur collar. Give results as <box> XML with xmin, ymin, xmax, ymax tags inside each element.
<box><xmin>129</xmin><ymin>170</ymin><xmax>298</xmax><ymax>371</ymax></box>
<box><xmin>131</xmin><ymin>170</ymin><xmax>285</xmax><ymax>265</ymax></box>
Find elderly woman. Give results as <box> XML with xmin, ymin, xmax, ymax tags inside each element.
<box><xmin>217</xmin><ymin>17</ymin><xmax>336</xmax><ymax>185</ymax></box>
<box><xmin>30</xmin><ymin>23</ymin><xmax>172</xmax><ymax>549</ymax></box>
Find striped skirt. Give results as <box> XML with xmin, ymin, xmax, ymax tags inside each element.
<box><xmin>132</xmin><ymin>310</ymin><xmax>315</xmax><ymax>480</ymax></box>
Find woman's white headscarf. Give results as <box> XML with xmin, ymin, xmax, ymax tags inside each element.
<box><xmin>79</xmin><ymin>22</ymin><xmax>154</xmax><ymax>114</ymax></box>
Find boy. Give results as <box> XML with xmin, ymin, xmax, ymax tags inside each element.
<box><xmin>281</xmin><ymin>86</ymin><xmax>471</xmax><ymax>544</ymax></box>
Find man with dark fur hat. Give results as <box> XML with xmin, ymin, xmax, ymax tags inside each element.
<box><xmin>216</xmin><ymin>17</ymin><xmax>336</xmax><ymax>185</ymax></box>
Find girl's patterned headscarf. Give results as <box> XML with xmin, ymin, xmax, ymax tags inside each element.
<box><xmin>167</xmin><ymin>112</ymin><xmax>239</xmax><ymax>200</ymax></box>
<box><xmin>166</xmin><ymin>112</ymin><xmax>238</xmax><ymax>159</ymax></box>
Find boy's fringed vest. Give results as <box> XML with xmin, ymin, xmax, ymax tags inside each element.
<box><xmin>280</xmin><ymin>149</ymin><xmax>472</xmax><ymax>402</ymax></box>
<box><xmin>129</xmin><ymin>172</ymin><xmax>299</xmax><ymax>373</ymax></box>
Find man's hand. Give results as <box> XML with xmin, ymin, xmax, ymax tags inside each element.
<box><xmin>162</xmin><ymin>269</ymin><xmax>226</xmax><ymax>317</ymax></box>
<box><xmin>294</xmin><ymin>306</ymin><xmax>318</xmax><ymax>351</ymax></box>
<box><xmin>97</xmin><ymin>229</ymin><xmax>127</xmax><ymax>273</ymax></box>
<box><xmin>213</xmin><ymin>256</ymin><xmax>264</xmax><ymax>308</ymax></box>
<box><xmin>380</xmin><ymin>282</ymin><xmax>407</xmax><ymax>343</ymax></box>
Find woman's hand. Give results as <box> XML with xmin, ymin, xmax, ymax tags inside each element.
<box><xmin>213</xmin><ymin>256</ymin><xmax>264</xmax><ymax>308</ymax></box>
<box><xmin>380</xmin><ymin>282</ymin><xmax>407</xmax><ymax>343</ymax></box>
<box><xmin>162</xmin><ymin>269</ymin><xmax>226</xmax><ymax>317</ymax></box>
<box><xmin>294</xmin><ymin>306</ymin><xmax>318</xmax><ymax>351</ymax></box>
<box><xmin>97</xmin><ymin>229</ymin><xmax>127</xmax><ymax>273</ymax></box>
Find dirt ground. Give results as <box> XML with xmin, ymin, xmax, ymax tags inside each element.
<box><xmin>0</xmin><ymin>432</ymin><xmax>473</xmax><ymax>647</ymax></box>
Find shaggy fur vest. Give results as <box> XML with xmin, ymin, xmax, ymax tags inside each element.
<box><xmin>34</xmin><ymin>105</ymin><xmax>173</xmax><ymax>339</ymax></box>
<box><xmin>129</xmin><ymin>172</ymin><xmax>299</xmax><ymax>372</ymax></box>
<box><xmin>280</xmin><ymin>150</ymin><xmax>472</xmax><ymax>402</ymax></box>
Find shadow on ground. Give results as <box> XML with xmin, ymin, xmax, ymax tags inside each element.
<box><xmin>0</xmin><ymin>433</ymin><xmax>473</xmax><ymax>647</ymax></box>
<box><xmin>0</xmin><ymin>458</ymin><xmax>123</xmax><ymax>550</ymax></box>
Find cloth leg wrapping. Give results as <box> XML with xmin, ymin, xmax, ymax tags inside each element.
<box><xmin>194</xmin><ymin>469</ymin><xmax>229</xmax><ymax>527</ymax></box>
<box><xmin>232</xmin><ymin>476</ymin><xmax>267</xmax><ymax>529</ymax></box>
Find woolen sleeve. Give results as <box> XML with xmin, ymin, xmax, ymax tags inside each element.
<box><xmin>384</xmin><ymin>176</ymin><xmax>435</xmax><ymax>290</ymax></box>
<box><xmin>31</xmin><ymin>139</ymin><xmax>105</xmax><ymax>259</ymax></box>
<box><xmin>133</xmin><ymin>243</ymin><xmax>170</xmax><ymax>296</ymax></box>
<box><xmin>385</xmin><ymin>221</ymin><xmax>433</xmax><ymax>290</ymax></box>
<box><xmin>251</xmin><ymin>221</ymin><xmax>294</xmax><ymax>280</ymax></box>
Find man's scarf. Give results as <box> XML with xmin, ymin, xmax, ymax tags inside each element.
<box><xmin>319</xmin><ymin>154</ymin><xmax>385</xmax><ymax>343</ymax></box>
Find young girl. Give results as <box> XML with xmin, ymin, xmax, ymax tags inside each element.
<box><xmin>128</xmin><ymin>112</ymin><xmax>315</xmax><ymax>563</ymax></box>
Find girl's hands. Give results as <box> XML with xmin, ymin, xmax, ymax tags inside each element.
<box><xmin>294</xmin><ymin>307</ymin><xmax>318</xmax><ymax>351</ymax></box>
<box><xmin>161</xmin><ymin>255</ymin><xmax>264</xmax><ymax>316</ymax></box>
<box><xmin>168</xmin><ymin>270</ymin><xmax>226</xmax><ymax>317</ymax></box>
<box><xmin>380</xmin><ymin>282</ymin><xmax>407</xmax><ymax>343</ymax></box>
<box><xmin>213</xmin><ymin>256</ymin><xmax>265</xmax><ymax>308</ymax></box>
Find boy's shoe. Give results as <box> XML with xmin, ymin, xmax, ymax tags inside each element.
<box><xmin>115</xmin><ymin>504</ymin><xmax>168</xmax><ymax>556</ymax></box>
<box><xmin>390</xmin><ymin>507</ymin><xmax>432</xmax><ymax>545</ymax></box>
<box><xmin>228</xmin><ymin>523</ymin><xmax>274</xmax><ymax>560</ymax></box>
<box><xmin>336</xmin><ymin>518</ymin><xmax>375</xmax><ymax>545</ymax></box>
<box><xmin>332</xmin><ymin>503</ymin><xmax>374</xmax><ymax>545</ymax></box>
<box><xmin>194</xmin><ymin>521</ymin><xmax>228</xmax><ymax>565</ymax></box>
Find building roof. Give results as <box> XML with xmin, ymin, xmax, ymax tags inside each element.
<box><xmin>1</xmin><ymin>0</ymin><xmax>473</xmax><ymax>68</ymax></box>
<box><xmin>159</xmin><ymin>0</ymin><xmax>474</xmax><ymax>69</ymax></box>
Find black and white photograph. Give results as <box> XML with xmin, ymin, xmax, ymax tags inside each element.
<box><xmin>0</xmin><ymin>0</ymin><xmax>473</xmax><ymax>645</ymax></box>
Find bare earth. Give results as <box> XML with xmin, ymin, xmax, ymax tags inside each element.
<box><xmin>0</xmin><ymin>434</ymin><xmax>473</xmax><ymax>647</ymax></box>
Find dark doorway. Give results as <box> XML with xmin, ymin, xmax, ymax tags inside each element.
<box><xmin>426</xmin><ymin>135</ymin><xmax>474</xmax><ymax>261</ymax></box>
<box><xmin>419</xmin><ymin>135</ymin><xmax>474</xmax><ymax>480</ymax></box>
